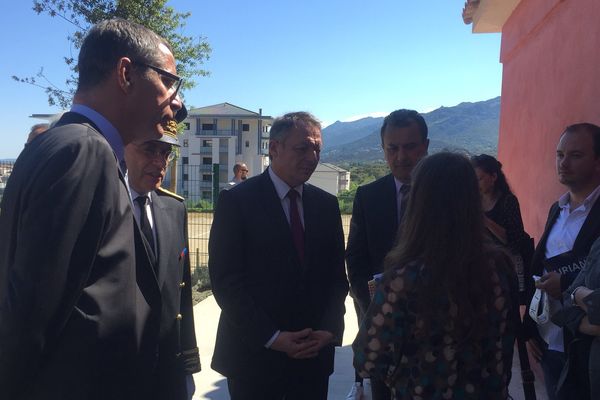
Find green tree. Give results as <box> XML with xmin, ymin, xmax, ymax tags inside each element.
<box><xmin>337</xmin><ymin>161</ymin><xmax>389</xmax><ymax>213</ymax></box>
<box><xmin>13</xmin><ymin>0</ymin><xmax>211</xmax><ymax>108</ymax></box>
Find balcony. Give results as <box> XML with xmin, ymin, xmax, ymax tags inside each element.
<box><xmin>195</xmin><ymin>129</ymin><xmax>236</xmax><ymax>137</ymax></box>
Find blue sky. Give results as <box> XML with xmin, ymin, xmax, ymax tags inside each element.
<box><xmin>1</xmin><ymin>1</ymin><xmax>502</xmax><ymax>159</ymax></box>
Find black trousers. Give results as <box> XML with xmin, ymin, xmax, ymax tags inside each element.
<box><xmin>227</xmin><ymin>373</ymin><xmax>329</xmax><ymax>400</ymax></box>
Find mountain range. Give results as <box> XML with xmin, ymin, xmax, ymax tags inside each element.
<box><xmin>321</xmin><ymin>96</ymin><xmax>500</xmax><ymax>163</ymax></box>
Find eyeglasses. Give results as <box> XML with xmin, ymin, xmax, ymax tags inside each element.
<box><xmin>135</xmin><ymin>143</ymin><xmax>175</xmax><ymax>163</ymax></box>
<box><xmin>133</xmin><ymin>61</ymin><xmax>184</xmax><ymax>98</ymax></box>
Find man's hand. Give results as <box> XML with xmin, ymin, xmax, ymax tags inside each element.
<box><xmin>536</xmin><ymin>271</ymin><xmax>562</xmax><ymax>299</ymax></box>
<box><xmin>526</xmin><ymin>338</ymin><xmax>543</xmax><ymax>362</ymax></box>
<box><xmin>292</xmin><ymin>330</ymin><xmax>335</xmax><ymax>359</ymax></box>
<box><xmin>270</xmin><ymin>328</ymin><xmax>316</xmax><ymax>359</ymax></box>
<box><xmin>579</xmin><ymin>316</ymin><xmax>600</xmax><ymax>336</ymax></box>
<box><xmin>270</xmin><ymin>329</ymin><xmax>335</xmax><ymax>360</ymax></box>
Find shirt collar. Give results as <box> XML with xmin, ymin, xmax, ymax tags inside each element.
<box><xmin>70</xmin><ymin>104</ymin><xmax>125</xmax><ymax>167</ymax></box>
<box><xmin>558</xmin><ymin>184</ymin><xmax>600</xmax><ymax>211</ymax></box>
<box><xmin>394</xmin><ymin>176</ymin><xmax>409</xmax><ymax>193</ymax></box>
<box><xmin>268</xmin><ymin>167</ymin><xmax>304</xmax><ymax>200</ymax></box>
<box><xmin>129</xmin><ymin>187</ymin><xmax>152</xmax><ymax>204</ymax></box>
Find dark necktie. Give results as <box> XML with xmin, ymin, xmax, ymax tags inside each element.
<box><xmin>287</xmin><ymin>189</ymin><xmax>305</xmax><ymax>262</ymax></box>
<box><xmin>398</xmin><ymin>184</ymin><xmax>411</xmax><ymax>224</ymax></box>
<box><xmin>135</xmin><ymin>195</ymin><xmax>155</xmax><ymax>258</ymax></box>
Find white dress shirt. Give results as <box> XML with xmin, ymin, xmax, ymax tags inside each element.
<box><xmin>539</xmin><ymin>184</ymin><xmax>600</xmax><ymax>352</ymax></box>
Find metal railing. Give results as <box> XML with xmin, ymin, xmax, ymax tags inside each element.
<box><xmin>186</xmin><ymin>212</ymin><xmax>351</xmax><ymax>274</ymax></box>
<box><xmin>194</xmin><ymin>129</ymin><xmax>236</xmax><ymax>137</ymax></box>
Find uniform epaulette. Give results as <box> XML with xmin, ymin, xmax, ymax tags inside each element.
<box><xmin>157</xmin><ymin>186</ymin><xmax>184</xmax><ymax>201</ymax></box>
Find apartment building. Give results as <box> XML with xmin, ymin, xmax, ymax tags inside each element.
<box><xmin>176</xmin><ymin>103</ymin><xmax>273</xmax><ymax>203</ymax></box>
<box><xmin>307</xmin><ymin>162</ymin><xmax>350</xmax><ymax>196</ymax></box>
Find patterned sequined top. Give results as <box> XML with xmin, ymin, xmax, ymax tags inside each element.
<box><xmin>352</xmin><ymin>259</ymin><xmax>517</xmax><ymax>400</ymax></box>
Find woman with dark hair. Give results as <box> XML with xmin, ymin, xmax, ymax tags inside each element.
<box><xmin>471</xmin><ymin>154</ymin><xmax>528</xmax><ymax>249</ymax></box>
<box><xmin>471</xmin><ymin>154</ymin><xmax>531</xmax><ymax>300</ymax></box>
<box><xmin>352</xmin><ymin>152</ymin><xmax>519</xmax><ymax>399</ymax></box>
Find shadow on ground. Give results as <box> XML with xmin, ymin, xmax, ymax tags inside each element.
<box><xmin>200</xmin><ymin>377</ymin><xmax>228</xmax><ymax>400</ymax></box>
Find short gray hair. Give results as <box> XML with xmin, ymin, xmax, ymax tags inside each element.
<box><xmin>269</xmin><ymin>112</ymin><xmax>321</xmax><ymax>143</ymax></box>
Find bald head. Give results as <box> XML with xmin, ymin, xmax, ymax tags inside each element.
<box><xmin>233</xmin><ymin>163</ymin><xmax>249</xmax><ymax>181</ymax></box>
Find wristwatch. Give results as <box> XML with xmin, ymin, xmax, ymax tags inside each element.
<box><xmin>571</xmin><ymin>286</ymin><xmax>584</xmax><ymax>305</ymax></box>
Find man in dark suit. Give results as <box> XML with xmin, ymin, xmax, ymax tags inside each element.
<box><xmin>124</xmin><ymin>109</ymin><xmax>201</xmax><ymax>400</ymax></box>
<box><xmin>0</xmin><ymin>19</ymin><xmax>183</xmax><ymax>399</ymax></box>
<box><xmin>524</xmin><ymin>123</ymin><xmax>600</xmax><ymax>400</ymax></box>
<box><xmin>346</xmin><ymin>109</ymin><xmax>429</xmax><ymax>400</ymax></box>
<box><xmin>209</xmin><ymin>111</ymin><xmax>348</xmax><ymax>400</ymax></box>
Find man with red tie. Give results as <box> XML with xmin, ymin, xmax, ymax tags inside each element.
<box><xmin>209</xmin><ymin>112</ymin><xmax>348</xmax><ymax>400</ymax></box>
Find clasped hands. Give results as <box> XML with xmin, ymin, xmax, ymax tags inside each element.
<box><xmin>270</xmin><ymin>328</ymin><xmax>333</xmax><ymax>359</ymax></box>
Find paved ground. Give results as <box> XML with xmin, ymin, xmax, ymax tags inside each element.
<box><xmin>192</xmin><ymin>295</ymin><xmax>547</xmax><ymax>399</ymax></box>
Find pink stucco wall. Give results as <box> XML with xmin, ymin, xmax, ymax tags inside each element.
<box><xmin>498</xmin><ymin>0</ymin><xmax>600</xmax><ymax>241</ymax></box>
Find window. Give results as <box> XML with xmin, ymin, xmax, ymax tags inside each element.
<box><xmin>242</xmin><ymin>123</ymin><xmax>250</xmax><ymax>132</ymax></box>
<box><xmin>182</xmin><ymin>157</ymin><xmax>189</xmax><ymax>165</ymax></box>
<box><xmin>202</xmin><ymin>174</ymin><xmax>212</xmax><ymax>182</ymax></box>
<box><xmin>183</xmin><ymin>139</ymin><xmax>188</xmax><ymax>147</ymax></box>
<box><xmin>202</xmin><ymin>157</ymin><xmax>212</xmax><ymax>165</ymax></box>
<box><xmin>202</xmin><ymin>191</ymin><xmax>212</xmax><ymax>200</ymax></box>
<box><xmin>183</xmin><ymin>173</ymin><xmax>189</xmax><ymax>180</ymax></box>
<box><xmin>183</xmin><ymin>122</ymin><xmax>190</xmax><ymax>130</ymax></box>
<box><xmin>202</xmin><ymin>139</ymin><xmax>212</xmax><ymax>147</ymax></box>
<box><xmin>245</xmin><ymin>141</ymin><xmax>250</xmax><ymax>148</ymax></box>
<box><xmin>201</xmin><ymin>123</ymin><xmax>214</xmax><ymax>131</ymax></box>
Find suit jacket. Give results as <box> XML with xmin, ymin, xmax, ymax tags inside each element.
<box><xmin>149</xmin><ymin>188</ymin><xmax>200</xmax><ymax>399</ymax></box>
<box><xmin>0</xmin><ymin>113</ymin><xmax>161</xmax><ymax>400</ymax></box>
<box><xmin>523</xmin><ymin>197</ymin><xmax>600</xmax><ymax>340</ymax></box>
<box><xmin>208</xmin><ymin>170</ymin><xmax>348</xmax><ymax>382</ymax></box>
<box><xmin>346</xmin><ymin>174</ymin><xmax>399</xmax><ymax>315</ymax></box>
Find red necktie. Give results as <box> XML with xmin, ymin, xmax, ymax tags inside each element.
<box><xmin>287</xmin><ymin>189</ymin><xmax>304</xmax><ymax>262</ymax></box>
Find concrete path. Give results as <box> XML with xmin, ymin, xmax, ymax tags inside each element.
<box><xmin>191</xmin><ymin>295</ymin><xmax>546</xmax><ymax>399</ymax></box>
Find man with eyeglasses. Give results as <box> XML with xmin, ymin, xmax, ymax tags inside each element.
<box><xmin>227</xmin><ymin>162</ymin><xmax>249</xmax><ymax>187</ymax></box>
<box><xmin>125</xmin><ymin>105</ymin><xmax>200</xmax><ymax>400</ymax></box>
<box><xmin>0</xmin><ymin>19</ymin><xmax>183</xmax><ymax>399</ymax></box>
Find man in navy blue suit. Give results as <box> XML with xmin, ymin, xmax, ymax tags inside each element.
<box><xmin>209</xmin><ymin>112</ymin><xmax>348</xmax><ymax>400</ymax></box>
<box><xmin>124</xmin><ymin>106</ymin><xmax>201</xmax><ymax>400</ymax></box>
<box><xmin>0</xmin><ymin>18</ymin><xmax>183</xmax><ymax>399</ymax></box>
<box><xmin>346</xmin><ymin>109</ymin><xmax>429</xmax><ymax>400</ymax></box>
